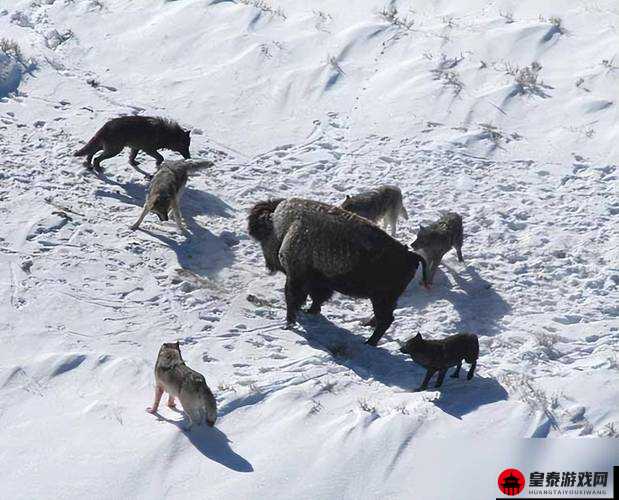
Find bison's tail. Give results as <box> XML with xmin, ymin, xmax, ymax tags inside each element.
<box><xmin>248</xmin><ymin>199</ymin><xmax>284</xmax><ymax>241</ymax></box>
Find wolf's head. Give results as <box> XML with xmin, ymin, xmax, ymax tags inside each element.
<box><xmin>158</xmin><ymin>341</ymin><xmax>183</xmax><ymax>364</ymax></box>
<box><xmin>173</xmin><ymin>129</ymin><xmax>191</xmax><ymax>160</ymax></box>
<box><xmin>409</xmin><ymin>225</ymin><xmax>429</xmax><ymax>250</ymax></box>
<box><xmin>165</xmin><ymin>123</ymin><xmax>191</xmax><ymax>159</ymax></box>
<box><xmin>399</xmin><ymin>332</ymin><xmax>424</xmax><ymax>355</ymax></box>
<box><xmin>340</xmin><ymin>194</ymin><xmax>352</xmax><ymax>210</ymax></box>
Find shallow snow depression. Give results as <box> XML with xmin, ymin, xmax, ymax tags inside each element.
<box><xmin>0</xmin><ymin>0</ymin><xmax>617</xmax><ymax>499</ymax></box>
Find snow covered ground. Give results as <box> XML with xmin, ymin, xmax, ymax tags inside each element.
<box><xmin>0</xmin><ymin>0</ymin><xmax>617</xmax><ymax>498</ymax></box>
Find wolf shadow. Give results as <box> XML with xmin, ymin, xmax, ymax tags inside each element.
<box><xmin>95</xmin><ymin>177</ymin><xmax>235</xmax><ymax>277</ymax></box>
<box><xmin>153</xmin><ymin>412</ymin><xmax>253</xmax><ymax>472</ymax></box>
<box><xmin>397</xmin><ymin>263</ymin><xmax>510</xmax><ymax>337</ymax></box>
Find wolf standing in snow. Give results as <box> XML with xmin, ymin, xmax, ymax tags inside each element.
<box><xmin>340</xmin><ymin>185</ymin><xmax>409</xmax><ymax>236</ymax></box>
<box><xmin>147</xmin><ymin>341</ymin><xmax>217</xmax><ymax>429</ymax></box>
<box><xmin>410</xmin><ymin>212</ymin><xmax>464</xmax><ymax>285</ymax></box>
<box><xmin>400</xmin><ymin>332</ymin><xmax>479</xmax><ymax>391</ymax></box>
<box><xmin>248</xmin><ymin>198</ymin><xmax>427</xmax><ymax>346</ymax></box>
<box><xmin>74</xmin><ymin>116</ymin><xmax>191</xmax><ymax>176</ymax></box>
<box><xmin>130</xmin><ymin>160</ymin><xmax>213</xmax><ymax>232</ymax></box>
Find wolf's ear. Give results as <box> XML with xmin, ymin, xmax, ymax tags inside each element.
<box><xmin>419</xmin><ymin>224</ymin><xmax>425</xmax><ymax>231</ymax></box>
<box><xmin>175</xmin><ymin>340</ymin><xmax>180</xmax><ymax>349</ymax></box>
<box><xmin>415</xmin><ymin>332</ymin><xmax>423</xmax><ymax>340</ymax></box>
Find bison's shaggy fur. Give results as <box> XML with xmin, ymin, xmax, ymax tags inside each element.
<box><xmin>248</xmin><ymin>198</ymin><xmax>427</xmax><ymax>346</ymax></box>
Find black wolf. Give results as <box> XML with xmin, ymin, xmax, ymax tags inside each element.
<box><xmin>400</xmin><ymin>332</ymin><xmax>479</xmax><ymax>391</ymax></box>
<box><xmin>248</xmin><ymin>198</ymin><xmax>427</xmax><ymax>346</ymax></box>
<box><xmin>74</xmin><ymin>116</ymin><xmax>191</xmax><ymax>176</ymax></box>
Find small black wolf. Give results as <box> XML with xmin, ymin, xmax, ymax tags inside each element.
<box><xmin>74</xmin><ymin>116</ymin><xmax>191</xmax><ymax>175</ymax></box>
<box><xmin>410</xmin><ymin>212</ymin><xmax>463</xmax><ymax>285</ymax></box>
<box><xmin>400</xmin><ymin>332</ymin><xmax>479</xmax><ymax>391</ymax></box>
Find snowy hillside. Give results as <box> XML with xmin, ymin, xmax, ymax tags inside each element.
<box><xmin>0</xmin><ymin>0</ymin><xmax>618</xmax><ymax>498</ymax></box>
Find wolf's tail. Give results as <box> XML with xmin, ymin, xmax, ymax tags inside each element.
<box><xmin>186</xmin><ymin>403</ymin><xmax>217</xmax><ymax>428</ymax></box>
<box><xmin>400</xmin><ymin>204</ymin><xmax>409</xmax><ymax>220</ymax></box>
<box><xmin>74</xmin><ymin>136</ymin><xmax>100</xmax><ymax>157</ymax></box>
<box><xmin>183</xmin><ymin>160</ymin><xmax>214</xmax><ymax>171</ymax></box>
<box><xmin>248</xmin><ymin>199</ymin><xmax>284</xmax><ymax>242</ymax></box>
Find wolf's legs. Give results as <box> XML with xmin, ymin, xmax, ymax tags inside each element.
<box><xmin>284</xmin><ymin>276</ymin><xmax>308</xmax><ymax>328</ymax></box>
<box><xmin>92</xmin><ymin>145</ymin><xmax>123</xmax><ymax>170</ymax></box>
<box><xmin>147</xmin><ymin>385</ymin><xmax>164</xmax><ymax>413</ymax></box>
<box><xmin>167</xmin><ymin>394</ymin><xmax>177</xmax><ymax>409</ymax></box>
<box><xmin>366</xmin><ymin>297</ymin><xmax>396</xmax><ymax>346</ymax></box>
<box><xmin>130</xmin><ymin>203</ymin><xmax>151</xmax><ymax>231</ymax></box>
<box><xmin>451</xmin><ymin>361</ymin><xmax>462</xmax><ymax>378</ymax></box>
<box><xmin>144</xmin><ymin>149</ymin><xmax>164</xmax><ymax>166</ymax></box>
<box><xmin>128</xmin><ymin>148</ymin><xmax>140</xmax><ymax>166</ymax></box>
<box><xmin>400</xmin><ymin>204</ymin><xmax>409</xmax><ymax>220</ymax></box>
<box><xmin>428</xmin><ymin>258</ymin><xmax>442</xmax><ymax>284</ymax></box>
<box><xmin>171</xmin><ymin>199</ymin><xmax>185</xmax><ymax>232</ymax></box>
<box><xmin>361</xmin><ymin>316</ymin><xmax>376</xmax><ymax>327</ymax></box>
<box><xmin>466</xmin><ymin>360</ymin><xmax>476</xmax><ymax>380</ymax></box>
<box><xmin>435</xmin><ymin>369</ymin><xmax>447</xmax><ymax>387</ymax></box>
<box><xmin>84</xmin><ymin>151</ymin><xmax>96</xmax><ymax>168</ymax></box>
<box><xmin>417</xmin><ymin>369</ymin><xmax>436</xmax><ymax>391</ymax></box>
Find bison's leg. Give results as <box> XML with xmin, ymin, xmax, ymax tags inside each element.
<box><xmin>365</xmin><ymin>297</ymin><xmax>396</xmax><ymax>346</ymax></box>
<box><xmin>306</xmin><ymin>283</ymin><xmax>333</xmax><ymax>315</ymax></box>
<box><xmin>284</xmin><ymin>276</ymin><xmax>308</xmax><ymax>328</ymax></box>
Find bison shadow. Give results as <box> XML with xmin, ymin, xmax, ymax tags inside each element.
<box><xmin>296</xmin><ymin>314</ymin><xmax>508</xmax><ymax>418</ymax></box>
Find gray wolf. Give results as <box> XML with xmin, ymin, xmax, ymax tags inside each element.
<box><xmin>340</xmin><ymin>185</ymin><xmax>409</xmax><ymax>236</ymax></box>
<box><xmin>410</xmin><ymin>212</ymin><xmax>463</xmax><ymax>285</ymax></box>
<box><xmin>400</xmin><ymin>332</ymin><xmax>479</xmax><ymax>391</ymax></box>
<box><xmin>130</xmin><ymin>160</ymin><xmax>213</xmax><ymax>232</ymax></box>
<box><xmin>74</xmin><ymin>116</ymin><xmax>191</xmax><ymax>176</ymax></box>
<box><xmin>248</xmin><ymin>198</ymin><xmax>427</xmax><ymax>346</ymax></box>
<box><xmin>147</xmin><ymin>341</ymin><xmax>217</xmax><ymax>428</ymax></box>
